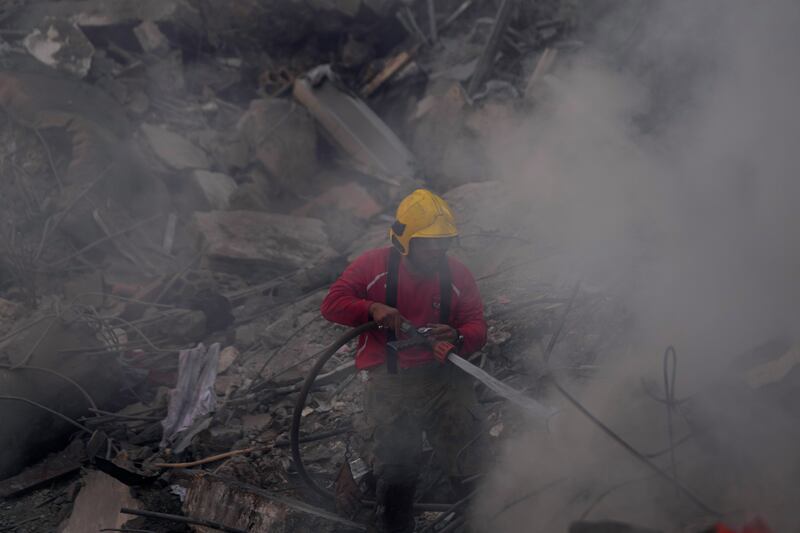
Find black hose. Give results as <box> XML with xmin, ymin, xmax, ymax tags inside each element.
<box><xmin>290</xmin><ymin>321</ymin><xmax>453</xmax><ymax>512</ymax></box>
<box><xmin>291</xmin><ymin>322</ymin><xmax>376</xmax><ymax>501</ymax></box>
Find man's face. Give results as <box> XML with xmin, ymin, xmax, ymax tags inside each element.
<box><xmin>406</xmin><ymin>237</ymin><xmax>453</xmax><ymax>276</ymax></box>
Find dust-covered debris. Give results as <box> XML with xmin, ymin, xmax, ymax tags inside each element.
<box><xmin>0</xmin><ymin>1</ymin><xmax>794</xmax><ymax>532</ymax></box>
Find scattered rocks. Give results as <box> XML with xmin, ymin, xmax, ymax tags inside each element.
<box><xmin>217</xmin><ymin>346</ymin><xmax>240</xmax><ymax>375</ymax></box>
<box><xmin>293</xmin><ymin>181</ymin><xmax>383</xmax><ymax>221</ymax></box>
<box><xmin>58</xmin><ymin>471</ymin><xmax>142</xmax><ymax>533</ymax></box>
<box><xmin>23</xmin><ymin>18</ymin><xmax>94</xmax><ymax>78</ymax></box>
<box><xmin>237</xmin><ymin>98</ymin><xmax>319</xmax><ymax>195</ymax></box>
<box><xmin>191</xmin><ymin>170</ymin><xmax>238</xmax><ymax>211</ymax></box>
<box><xmin>141</xmin><ymin>123</ymin><xmax>210</xmax><ymax>170</ymax></box>
<box><xmin>133</xmin><ymin>19</ymin><xmax>169</xmax><ymax>54</ymax></box>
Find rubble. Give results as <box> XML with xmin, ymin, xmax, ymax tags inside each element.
<box><xmin>236</xmin><ymin>98</ymin><xmax>319</xmax><ymax>195</ymax></box>
<box><xmin>23</xmin><ymin>18</ymin><xmax>94</xmax><ymax>78</ymax></box>
<box><xmin>183</xmin><ymin>471</ymin><xmax>367</xmax><ymax>532</ymax></box>
<box><xmin>191</xmin><ymin>170</ymin><xmax>238</xmax><ymax>211</ymax></box>
<box><xmin>293</xmin><ymin>66</ymin><xmax>418</xmax><ymax>185</ymax></box>
<box><xmin>293</xmin><ymin>181</ymin><xmax>383</xmax><ymax>221</ymax></box>
<box><xmin>0</xmin><ymin>440</ymin><xmax>83</xmax><ymax>499</ymax></box>
<box><xmin>133</xmin><ymin>19</ymin><xmax>170</xmax><ymax>54</ymax></box>
<box><xmin>0</xmin><ymin>1</ymin><xmax>746</xmax><ymax>532</ymax></box>
<box><xmin>141</xmin><ymin>123</ymin><xmax>211</xmax><ymax>170</ymax></box>
<box><xmin>192</xmin><ymin>210</ymin><xmax>338</xmax><ymax>276</ymax></box>
<box><xmin>0</xmin><ymin>316</ymin><xmax>126</xmax><ymax>479</ymax></box>
<box><xmin>58</xmin><ymin>470</ymin><xmax>142</xmax><ymax>533</ymax></box>
<box><xmin>9</xmin><ymin>0</ymin><xmax>202</xmax><ymax>34</ymax></box>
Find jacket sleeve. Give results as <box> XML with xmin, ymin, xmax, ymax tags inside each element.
<box><xmin>320</xmin><ymin>253</ymin><xmax>375</xmax><ymax>327</ymax></box>
<box><xmin>451</xmin><ymin>267</ymin><xmax>487</xmax><ymax>355</ymax></box>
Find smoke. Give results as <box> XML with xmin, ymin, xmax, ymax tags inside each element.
<box><xmin>472</xmin><ymin>0</ymin><xmax>800</xmax><ymax>530</ymax></box>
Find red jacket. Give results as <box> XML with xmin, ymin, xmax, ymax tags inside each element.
<box><xmin>321</xmin><ymin>247</ymin><xmax>487</xmax><ymax>370</ymax></box>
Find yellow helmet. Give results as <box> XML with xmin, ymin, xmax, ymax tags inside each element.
<box><xmin>390</xmin><ymin>189</ymin><xmax>458</xmax><ymax>255</ymax></box>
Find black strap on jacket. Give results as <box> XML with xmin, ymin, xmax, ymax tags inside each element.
<box><xmin>384</xmin><ymin>247</ymin><xmax>451</xmax><ymax>374</ymax></box>
<box><xmin>385</xmin><ymin>248</ymin><xmax>401</xmax><ymax>374</ymax></box>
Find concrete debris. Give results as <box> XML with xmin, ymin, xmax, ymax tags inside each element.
<box><xmin>12</xmin><ymin>0</ymin><xmax>202</xmax><ymax>33</ymax></box>
<box><xmin>218</xmin><ymin>345</ymin><xmax>240</xmax><ymax>375</ymax></box>
<box><xmin>58</xmin><ymin>470</ymin><xmax>142</xmax><ymax>533</ymax></box>
<box><xmin>293</xmin><ymin>181</ymin><xmax>383</xmax><ymax>221</ymax></box>
<box><xmin>744</xmin><ymin>341</ymin><xmax>800</xmax><ymax>389</ymax></box>
<box><xmin>192</xmin><ymin>210</ymin><xmax>338</xmax><ymax>276</ymax></box>
<box><xmin>237</xmin><ymin>98</ymin><xmax>319</xmax><ymax>195</ymax></box>
<box><xmin>183</xmin><ymin>472</ymin><xmax>367</xmax><ymax>532</ymax></box>
<box><xmin>524</xmin><ymin>46</ymin><xmax>558</xmax><ymax>99</ymax></box>
<box><xmin>0</xmin><ymin>3</ymin><xmax>748</xmax><ymax>533</ymax></box>
<box><xmin>133</xmin><ymin>19</ymin><xmax>170</xmax><ymax>54</ymax></box>
<box><xmin>466</xmin><ymin>0</ymin><xmax>516</xmax><ymax>95</ymax></box>
<box><xmin>0</xmin><ymin>297</ymin><xmax>19</xmax><ymax>321</ymax></box>
<box><xmin>293</xmin><ymin>66</ymin><xmax>417</xmax><ymax>185</ymax></box>
<box><xmin>0</xmin><ymin>439</ymin><xmax>83</xmax><ymax>499</ymax></box>
<box><xmin>23</xmin><ymin>18</ymin><xmax>94</xmax><ymax>78</ymax></box>
<box><xmin>141</xmin><ymin>123</ymin><xmax>210</xmax><ymax>170</ymax></box>
<box><xmin>191</xmin><ymin>170</ymin><xmax>238</xmax><ymax>211</ymax></box>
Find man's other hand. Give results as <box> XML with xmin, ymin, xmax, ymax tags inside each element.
<box><xmin>425</xmin><ymin>323</ymin><xmax>457</xmax><ymax>343</ymax></box>
<box><xmin>369</xmin><ymin>302</ymin><xmax>405</xmax><ymax>333</ymax></box>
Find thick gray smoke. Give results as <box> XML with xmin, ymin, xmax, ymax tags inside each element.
<box><xmin>473</xmin><ymin>0</ymin><xmax>800</xmax><ymax>530</ymax></box>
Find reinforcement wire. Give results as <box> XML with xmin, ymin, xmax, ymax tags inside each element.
<box><xmin>545</xmin><ymin>284</ymin><xmax>720</xmax><ymax>517</ymax></box>
<box><xmin>0</xmin><ymin>395</ymin><xmax>93</xmax><ymax>434</ymax></box>
<box><xmin>663</xmin><ymin>345</ymin><xmax>679</xmax><ymax>495</ymax></box>
<box><xmin>0</xmin><ymin>363</ymin><xmax>97</xmax><ymax>410</ymax></box>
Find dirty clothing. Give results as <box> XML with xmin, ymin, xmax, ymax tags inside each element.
<box><xmin>362</xmin><ymin>362</ymin><xmax>486</xmax><ymax>482</ymax></box>
<box><xmin>360</xmin><ymin>362</ymin><xmax>486</xmax><ymax>533</ymax></box>
<box><xmin>320</xmin><ymin>247</ymin><xmax>487</xmax><ymax>369</ymax></box>
<box><xmin>322</xmin><ymin>246</ymin><xmax>488</xmax><ymax>532</ymax></box>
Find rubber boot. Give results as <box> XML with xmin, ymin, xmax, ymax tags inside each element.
<box><xmin>373</xmin><ymin>477</ymin><xmax>416</xmax><ymax>533</ymax></box>
<box><xmin>449</xmin><ymin>476</ymin><xmax>478</xmax><ymax>500</ymax></box>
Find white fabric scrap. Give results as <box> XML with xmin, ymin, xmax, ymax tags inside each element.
<box><xmin>160</xmin><ymin>343</ymin><xmax>221</xmax><ymax>448</ymax></box>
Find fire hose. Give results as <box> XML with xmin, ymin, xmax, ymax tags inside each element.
<box><xmin>289</xmin><ymin>321</ymin><xmax>452</xmax><ymax>512</ymax></box>
<box><xmin>291</xmin><ymin>294</ymin><xmax>720</xmax><ymax>518</ymax></box>
<box><xmin>290</xmin><ymin>320</ymin><xmax>558</xmax><ymax>512</ymax></box>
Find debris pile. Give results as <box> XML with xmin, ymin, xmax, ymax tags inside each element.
<box><xmin>0</xmin><ymin>1</ymin><xmax>789</xmax><ymax>532</ymax></box>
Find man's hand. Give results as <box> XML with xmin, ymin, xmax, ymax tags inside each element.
<box><xmin>433</xmin><ymin>341</ymin><xmax>455</xmax><ymax>364</ymax></box>
<box><xmin>369</xmin><ymin>302</ymin><xmax>405</xmax><ymax>333</ymax></box>
<box><xmin>425</xmin><ymin>323</ymin><xmax>458</xmax><ymax>343</ymax></box>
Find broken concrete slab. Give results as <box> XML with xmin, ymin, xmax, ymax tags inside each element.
<box><xmin>192</xmin><ymin>170</ymin><xmax>238</xmax><ymax>211</ymax></box>
<box><xmin>0</xmin><ymin>298</ymin><xmax>19</xmax><ymax>321</ymax></box>
<box><xmin>23</xmin><ymin>18</ymin><xmax>94</xmax><ymax>78</ymax></box>
<box><xmin>183</xmin><ymin>472</ymin><xmax>367</xmax><ymax>532</ymax></box>
<box><xmin>141</xmin><ymin>123</ymin><xmax>210</xmax><ymax>170</ymax></box>
<box><xmin>0</xmin><ymin>440</ymin><xmax>84</xmax><ymax>499</ymax></box>
<box><xmin>133</xmin><ymin>19</ymin><xmax>169</xmax><ymax>54</ymax></box>
<box><xmin>242</xmin><ymin>413</ymin><xmax>273</xmax><ymax>433</ymax></box>
<box><xmin>308</xmin><ymin>0</ymin><xmax>363</xmax><ymax>17</ymax></box>
<box><xmin>293</xmin><ymin>66</ymin><xmax>417</xmax><ymax>185</ymax></box>
<box><xmin>218</xmin><ymin>346</ymin><xmax>240</xmax><ymax>375</ymax></box>
<box><xmin>237</xmin><ymin>98</ymin><xmax>318</xmax><ymax>195</ymax></box>
<box><xmin>192</xmin><ymin>211</ymin><xmax>338</xmax><ymax>276</ymax></box>
<box><xmin>293</xmin><ymin>181</ymin><xmax>383</xmax><ymax>221</ymax></box>
<box><xmin>11</xmin><ymin>0</ymin><xmax>202</xmax><ymax>33</ymax></box>
<box><xmin>58</xmin><ymin>470</ymin><xmax>142</xmax><ymax>533</ymax></box>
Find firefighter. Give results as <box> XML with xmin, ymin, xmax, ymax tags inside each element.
<box><xmin>321</xmin><ymin>189</ymin><xmax>488</xmax><ymax>532</ymax></box>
